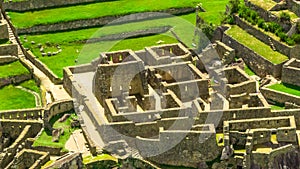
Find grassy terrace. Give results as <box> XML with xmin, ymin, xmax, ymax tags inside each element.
<box><xmin>8</xmin><ymin>0</ymin><xmax>200</xmax><ymax>28</ymax></box>
<box><xmin>21</xmin><ymin>13</ymin><xmax>198</xmax><ymax>77</ymax></box>
<box><xmin>226</xmin><ymin>25</ymin><xmax>288</xmax><ymax>64</ymax></box>
<box><xmin>0</xmin><ymin>85</ymin><xmax>36</xmax><ymax>110</ymax></box>
<box><xmin>268</xmin><ymin>83</ymin><xmax>300</xmax><ymax>97</ymax></box>
<box><xmin>8</xmin><ymin>0</ymin><xmax>228</xmax><ymax>28</ymax></box>
<box><xmin>33</xmin><ymin>111</ymin><xmax>78</xmax><ymax>152</ymax></box>
<box><xmin>248</xmin><ymin>0</ymin><xmax>277</xmax><ymax>10</ymax></box>
<box><xmin>0</xmin><ymin>61</ymin><xmax>30</xmax><ymax>78</ymax></box>
<box><xmin>272</xmin><ymin>10</ymin><xmax>299</xmax><ymax>21</ymax></box>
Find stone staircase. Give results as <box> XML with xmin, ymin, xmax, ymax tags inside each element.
<box><xmin>268</xmin><ymin>37</ymin><xmax>277</xmax><ymax>51</ymax></box>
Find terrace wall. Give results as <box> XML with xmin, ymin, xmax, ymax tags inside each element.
<box><xmin>15</xmin><ymin>7</ymin><xmax>195</xmax><ymax>34</ymax></box>
<box><xmin>282</xmin><ymin>59</ymin><xmax>300</xmax><ymax>86</ymax></box>
<box><xmin>24</xmin><ymin>50</ymin><xmax>62</xmax><ymax>84</ymax></box>
<box><xmin>3</xmin><ymin>0</ymin><xmax>124</xmax><ymax>12</ymax></box>
<box><xmin>286</xmin><ymin>0</ymin><xmax>300</xmax><ymax>17</ymax></box>
<box><xmin>0</xmin><ymin>108</ymin><xmax>42</xmax><ymax>120</ymax></box>
<box><xmin>0</xmin><ymin>44</ymin><xmax>18</xmax><ymax>56</ymax></box>
<box><xmin>222</xmin><ymin>33</ymin><xmax>285</xmax><ymax>77</ymax></box>
<box><xmin>234</xmin><ymin>15</ymin><xmax>292</xmax><ymax>57</ymax></box>
<box><xmin>261</xmin><ymin>87</ymin><xmax>300</xmax><ymax>106</ymax></box>
<box><xmin>0</xmin><ymin>73</ymin><xmax>32</xmax><ymax>88</ymax></box>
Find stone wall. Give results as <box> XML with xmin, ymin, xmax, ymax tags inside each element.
<box><xmin>24</xmin><ymin>50</ymin><xmax>62</xmax><ymax>84</ymax></box>
<box><xmin>261</xmin><ymin>87</ymin><xmax>300</xmax><ymax>106</ymax></box>
<box><xmin>222</xmin><ymin>32</ymin><xmax>285</xmax><ymax>77</ymax></box>
<box><xmin>0</xmin><ymin>22</ymin><xmax>8</xmax><ymax>40</ymax></box>
<box><xmin>31</xmin><ymin>146</ymin><xmax>63</xmax><ymax>156</ymax></box>
<box><xmin>43</xmin><ymin>99</ymin><xmax>74</xmax><ymax>126</ymax></box>
<box><xmin>0</xmin><ymin>108</ymin><xmax>42</xmax><ymax>120</ymax></box>
<box><xmin>234</xmin><ymin>15</ymin><xmax>292</xmax><ymax>57</ymax></box>
<box><xmin>245</xmin><ymin>0</ymin><xmax>292</xmax><ymax>31</ymax></box>
<box><xmin>45</xmin><ymin>153</ymin><xmax>83</xmax><ymax>169</ymax></box>
<box><xmin>0</xmin><ymin>73</ymin><xmax>31</xmax><ymax>88</ymax></box>
<box><xmin>286</xmin><ymin>0</ymin><xmax>300</xmax><ymax>17</ymax></box>
<box><xmin>2</xmin><ymin>0</ymin><xmax>112</xmax><ymax>12</ymax></box>
<box><xmin>16</xmin><ymin>8</ymin><xmax>195</xmax><ymax>34</ymax></box>
<box><xmin>0</xmin><ymin>44</ymin><xmax>18</xmax><ymax>56</ymax></box>
<box><xmin>282</xmin><ymin>58</ymin><xmax>300</xmax><ymax>86</ymax></box>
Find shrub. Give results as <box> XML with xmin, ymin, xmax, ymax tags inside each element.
<box><xmin>286</xmin><ymin>38</ymin><xmax>295</xmax><ymax>46</ymax></box>
<box><xmin>292</xmin><ymin>34</ymin><xmax>300</xmax><ymax>44</ymax></box>
<box><xmin>280</xmin><ymin>12</ymin><xmax>291</xmax><ymax>22</ymax></box>
<box><xmin>250</xmin><ymin>11</ymin><xmax>258</xmax><ymax>21</ymax></box>
<box><xmin>229</xmin><ymin>0</ymin><xmax>240</xmax><ymax>14</ymax></box>
<box><xmin>278</xmin><ymin>32</ymin><xmax>288</xmax><ymax>41</ymax></box>
<box><xmin>262</xmin><ymin>23</ymin><xmax>269</xmax><ymax>32</ymax></box>
<box><xmin>257</xmin><ymin>19</ymin><xmax>264</xmax><ymax>28</ymax></box>
<box><xmin>268</xmin><ymin>22</ymin><xmax>281</xmax><ymax>33</ymax></box>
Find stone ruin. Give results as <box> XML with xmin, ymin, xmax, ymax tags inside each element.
<box><xmin>64</xmin><ymin>42</ymin><xmax>294</xmax><ymax>168</ymax></box>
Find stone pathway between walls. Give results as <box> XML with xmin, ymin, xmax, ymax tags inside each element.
<box><xmin>4</xmin><ymin>16</ymin><xmax>71</xmax><ymax>103</ymax></box>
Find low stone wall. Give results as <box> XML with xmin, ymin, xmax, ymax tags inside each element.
<box><xmin>0</xmin><ymin>108</ymin><xmax>42</xmax><ymax>120</ymax></box>
<box><xmin>234</xmin><ymin>15</ymin><xmax>292</xmax><ymax>57</ymax></box>
<box><xmin>0</xmin><ymin>22</ymin><xmax>9</xmax><ymax>40</ymax></box>
<box><xmin>282</xmin><ymin>58</ymin><xmax>300</xmax><ymax>87</ymax></box>
<box><xmin>0</xmin><ymin>44</ymin><xmax>18</xmax><ymax>56</ymax></box>
<box><xmin>44</xmin><ymin>99</ymin><xmax>74</xmax><ymax>122</ymax></box>
<box><xmin>0</xmin><ymin>73</ymin><xmax>32</xmax><ymax>88</ymax></box>
<box><xmin>84</xmin><ymin>26</ymin><xmax>171</xmax><ymax>43</ymax></box>
<box><xmin>16</xmin><ymin>8</ymin><xmax>195</xmax><ymax>34</ymax></box>
<box><xmin>261</xmin><ymin>87</ymin><xmax>300</xmax><ymax>106</ymax></box>
<box><xmin>31</xmin><ymin>146</ymin><xmax>63</xmax><ymax>156</ymax></box>
<box><xmin>3</xmin><ymin>0</ymin><xmax>115</xmax><ymax>12</ymax></box>
<box><xmin>245</xmin><ymin>0</ymin><xmax>292</xmax><ymax>31</ymax></box>
<box><xmin>24</xmin><ymin>50</ymin><xmax>62</xmax><ymax>84</ymax></box>
<box><xmin>222</xmin><ymin>32</ymin><xmax>285</xmax><ymax>77</ymax></box>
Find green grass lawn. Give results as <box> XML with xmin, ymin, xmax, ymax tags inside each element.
<box><xmin>0</xmin><ymin>61</ymin><xmax>30</xmax><ymax>78</ymax></box>
<box><xmin>248</xmin><ymin>0</ymin><xmax>276</xmax><ymax>10</ymax></box>
<box><xmin>227</xmin><ymin>26</ymin><xmax>288</xmax><ymax>64</ymax></box>
<box><xmin>270</xmin><ymin>104</ymin><xmax>285</xmax><ymax>110</ymax></box>
<box><xmin>268</xmin><ymin>83</ymin><xmax>300</xmax><ymax>97</ymax></box>
<box><xmin>33</xmin><ymin>111</ymin><xmax>79</xmax><ymax>152</ymax></box>
<box><xmin>0</xmin><ymin>85</ymin><xmax>36</xmax><ymax>110</ymax></box>
<box><xmin>8</xmin><ymin>0</ymin><xmax>200</xmax><ymax>28</ymax></box>
<box><xmin>19</xmin><ymin>79</ymin><xmax>40</xmax><ymax>93</ymax></box>
<box><xmin>198</xmin><ymin>0</ymin><xmax>229</xmax><ymax>25</ymax></box>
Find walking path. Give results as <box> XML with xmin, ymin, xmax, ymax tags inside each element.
<box><xmin>4</xmin><ymin>16</ymin><xmax>71</xmax><ymax>104</ymax></box>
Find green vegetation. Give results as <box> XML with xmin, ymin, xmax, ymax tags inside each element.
<box><xmin>227</xmin><ymin>25</ymin><xmax>288</xmax><ymax>64</ymax></box>
<box><xmin>238</xmin><ymin>6</ymin><xmax>299</xmax><ymax>46</ymax></box>
<box><xmin>268</xmin><ymin>83</ymin><xmax>300</xmax><ymax>97</ymax></box>
<box><xmin>83</xmin><ymin>154</ymin><xmax>118</xmax><ymax>164</ymax></box>
<box><xmin>19</xmin><ymin>79</ymin><xmax>40</xmax><ymax>94</ymax></box>
<box><xmin>33</xmin><ymin>111</ymin><xmax>79</xmax><ymax>152</ymax></box>
<box><xmin>198</xmin><ymin>0</ymin><xmax>229</xmax><ymax>25</ymax></box>
<box><xmin>216</xmin><ymin>133</ymin><xmax>224</xmax><ymax>146</ymax></box>
<box><xmin>244</xmin><ymin>64</ymin><xmax>256</xmax><ymax>76</ymax></box>
<box><xmin>248</xmin><ymin>0</ymin><xmax>276</xmax><ymax>10</ymax></box>
<box><xmin>0</xmin><ymin>85</ymin><xmax>36</xmax><ymax>110</ymax></box>
<box><xmin>0</xmin><ymin>61</ymin><xmax>30</xmax><ymax>78</ymax></box>
<box><xmin>273</xmin><ymin>10</ymin><xmax>298</xmax><ymax>21</ymax></box>
<box><xmin>8</xmin><ymin>0</ymin><xmax>200</xmax><ymax>28</ymax></box>
<box><xmin>271</xmin><ymin>104</ymin><xmax>285</xmax><ymax>110</ymax></box>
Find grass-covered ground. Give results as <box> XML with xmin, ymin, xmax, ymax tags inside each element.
<box><xmin>248</xmin><ymin>0</ymin><xmax>276</xmax><ymax>10</ymax></box>
<box><xmin>268</xmin><ymin>83</ymin><xmax>300</xmax><ymax>97</ymax></box>
<box><xmin>33</xmin><ymin>111</ymin><xmax>79</xmax><ymax>152</ymax></box>
<box><xmin>8</xmin><ymin>0</ymin><xmax>228</xmax><ymax>28</ymax></box>
<box><xmin>21</xmin><ymin>13</ymin><xmax>199</xmax><ymax>77</ymax></box>
<box><xmin>19</xmin><ymin>79</ymin><xmax>40</xmax><ymax>94</ymax></box>
<box><xmin>83</xmin><ymin>154</ymin><xmax>118</xmax><ymax>164</ymax></box>
<box><xmin>0</xmin><ymin>84</ymin><xmax>36</xmax><ymax>110</ymax></box>
<box><xmin>8</xmin><ymin>0</ymin><xmax>201</xmax><ymax>28</ymax></box>
<box><xmin>227</xmin><ymin>25</ymin><xmax>288</xmax><ymax>64</ymax></box>
<box><xmin>0</xmin><ymin>61</ymin><xmax>30</xmax><ymax>78</ymax></box>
